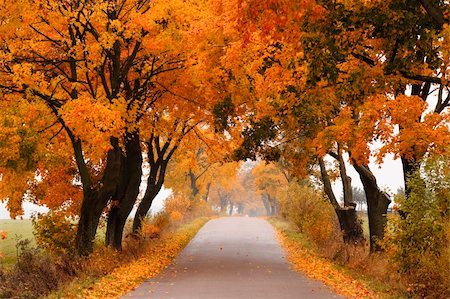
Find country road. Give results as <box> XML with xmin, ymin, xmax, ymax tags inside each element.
<box><xmin>122</xmin><ymin>217</ymin><xmax>343</xmax><ymax>299</ymax></box>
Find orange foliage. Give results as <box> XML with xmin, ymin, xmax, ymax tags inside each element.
<box><xmin>0</xmin><ymin>0</ymin><xmax>226</xmax><ymax>220</ymax></box>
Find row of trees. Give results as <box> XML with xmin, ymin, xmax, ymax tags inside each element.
<box><xmin>211</xmin><ymin>0</ymin><xmax>449</xmax><ymax>251</ymax></box>
<box><xmin>0</xmin><ymin>0</ymin><xmax>448</xmax><ymax>257</ymax></box>
<box><xmin>0</xmin><ymin>0</ymin><xmax>233</xmax><ymax>255</ymax></box>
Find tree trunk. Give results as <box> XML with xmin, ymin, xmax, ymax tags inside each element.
<box><xmin>237</xmin><ymin>202</ymin><xmax>244</xmax><ymax>214</ymax></box>
<box><xmin>188</xmin><ymin>169</ymin><xmax>199</xmax><ymax>199</ymax></box>
<box><xmin>228</xmin><ymin>199</ymin><xmax>233</xmax><ymax>215</ymax></box>
<box><xmin>267</xmin><ymin>194</ymin><xmax>278</xmax><ymax>216</ymax></box>
<box><xmin>132</xmin><ymin>134</ymin><xmax>177</xmax><ymax>234</ymax></box>
<box><xmin>401</xmin><ymin>156</ymin><xmax>417</xmax><ymax>197</ymax></box>
<box><xmin>75</xmin><ymin>139</ymin><xmax>122</xmax><ymax>256</ymax></box>
<box><xmin>106</xmin><ymin>132</ymin><xmax>142</xmax><ymax>250</ymax></box>
<box><xmin>203</xmin><ymin>182</ymin><xmax>211</xmax><ymax>202</ymax></box>
<box><xmin>218</xmin><ymin>188</ymin><xmax>230</xmax><ymax>214</ymax></box>
<box><xmin>335</xmin><ymin>209</ymin><xmax>363</xmax><ymax>244</ymax></box>
<box><xmin>336</xmin><ymin>147</ymin><xmax>353</xmax><ymax>206</ymax></box>
<box><xmin>352</xmin><ymin>162</ymin><xmax>391</xmax><ymax>252</ymax></box>
<box><xmin>219</xmin><ymin>196</ymin><xmax>227</xmax><ymax>212</ymax></box>
<box><xmin>400</xmin><ymin>83</ymin><xmax>427</xmax><ymax>197</ymax></box>
<box><xmin>318</xmin><ymin>158</ymin><xmax>340</xmax><ymax>209</ymax></box>
<box><xmin>261</xmin><ymin>194</ymin><xmax>272</xmax><ymax>216</ymax></box>
<box><xmin>319</xmin><ymin>157</ymin><xmax>364</xmax><ymax>244</ymax></box>
<box><xmin>132</xmin><ymin>161</ymin><xmax>168</xmax><ymax>233</ymax></box>
<box><xmin>132</xmin><ymin>188</ymin><xmax>160</xmax><ymax>233</ymax></box>
<box><xmin>75</xmin><ymin>189</ymin><xmax>101</xmax><ymax>256</ymax></box>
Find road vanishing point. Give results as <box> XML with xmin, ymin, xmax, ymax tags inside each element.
<box><xmin>122</xmin><ymin>217</ymin><xmax>343</xmax><ymax>299</ymax></box>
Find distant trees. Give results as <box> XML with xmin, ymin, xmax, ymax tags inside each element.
<box><xmin>350</xmin><ymin>187</ymin><xmax>366</xmax><ymax>212</ymax></box>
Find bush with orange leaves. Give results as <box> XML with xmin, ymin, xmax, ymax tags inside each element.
<box><xmin>164</xmin><ymin>195</ymin><xmax>191</xmax><ymax>222</ymax></box>
<box><xmin>162</xmin><ymin>194</ymin><xmax>212</xmax><ymax>226</ymax></box>
<box><xmin>32</xmin><ymin>211</ymin><xmax>77</xmax><ymax>255</ymax></box>
<box><xmin>132</xmin><ymin>194</ymin><xmax>208</xmax><ymax>243</ymax></box>
<box><xmin>279</xmin><ymin>180</ymin><xmax>342</xmax><ymax>255</ymax></box>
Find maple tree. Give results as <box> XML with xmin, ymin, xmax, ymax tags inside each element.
<box><xmin>309</xmin><ymin>1</ymin><xmax>449</xmax><ymax>250</ymax></box>
<box><xmin>0</xmin><ymin>1</ymin><xmax>447</xmax><ymax>297</ymax></box>
<box><xmin>0</xmin><ymin>0</ymin><xmax>220</xmax><ymax>255</ymax></box>
<box><xmin>130</xmin><ymin>119</ymin><xmax>203</xmax><ymax>235</ymax></box>
<box><xmin>165</xmin><ymin>136</ymin><xmax>216</xmax><ymax>201</ymax></box>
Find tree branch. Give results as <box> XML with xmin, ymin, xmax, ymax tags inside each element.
<box><xmin>419</xmin><ymin>0</ymin><xmax>445</xmax><ymax>29</ymax></box>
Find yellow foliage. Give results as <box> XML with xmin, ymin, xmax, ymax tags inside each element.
<box><xmin>252</xmin><ymin>162</ymin><xmax>288</xmax><ymax>199</ymax></box>
<box><xmin>140</xmin><ymin>223</ymin><xmax>161</xmax><ymax>239</ymax></box>
<box><xmin>170</xmin><ymin>210</ymin><xmax>183</xmax><ymax>222</ymax></box>
<box><xmin>164</xmin><ymin>195</ymin><xmax>191</xmax><ymax>216</ymax></box>
<box><xmin>32</xmin><ymin>212</ymin><xmax>77</xmax><ymax>255</ymax></box>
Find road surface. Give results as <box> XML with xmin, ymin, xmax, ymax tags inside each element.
<box><xmin>122</xmin><ymin>217</ymin><xmax>343</xmax><ymax>299</ymax></box>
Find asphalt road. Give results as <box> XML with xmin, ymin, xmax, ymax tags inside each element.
<box><xmin>122</xmin><ymin>217</ymin><xmax>343</xmax><ymax>299</ymax></box>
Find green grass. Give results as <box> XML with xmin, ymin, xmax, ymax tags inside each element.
<box><xmin>357</xmin><ymin>212</ymin><xmax>370</xmax><ymax>239</ymax></box>
<box><xmin>0</xmin><ymin>219</ymin><xmax>35</xmax><ymax>267</ymax></box>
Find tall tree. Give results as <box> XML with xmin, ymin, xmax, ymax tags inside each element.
<box><xmin>0</xmin><ymin>0</ymin><xmax>216</xmax><ymax>254</ymax></box>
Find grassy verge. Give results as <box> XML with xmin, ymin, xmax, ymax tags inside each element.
<box><xmin>270</xmin><ymin>218</ymin><xmax>407</xmax><ymax>299</ymax></box>
<box><xmin>45</xmin><ymin>217</ymin><xmax>210</xmax><ymax>299</ymax></box>
<box><xmin>357</xmin><ymin>212</ymin><xmax>370</xmax><ymax>240</ymax></box>
<box><xmin>0</xmin><ymin>219</ymin><xmax>35</xmax><ymax>268</ymax></box>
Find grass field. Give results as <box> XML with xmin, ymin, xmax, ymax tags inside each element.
<box><xmin>0</xmin><ymin>219</ymin><xmax>35</xmax><ymax>267</ymax></box>
<box><xmin>357</xmin><ymin>212</ymin><xmax>370</xmax><ymax>239</ymax></box>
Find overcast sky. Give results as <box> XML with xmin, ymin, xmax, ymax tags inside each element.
<box><xmin>0</xmin><ymin>187</ymin><xmax>171</xmax><ymax>220</ymax></box>
<box><xmin>331</xmin><ymin>153</ymin><xmax>404</xmax><ymax>207</ymax></box>
<box><xmin>0</xmin><ymin>154</ymin><xmax>404</xmax><ymax>219</ymax></box>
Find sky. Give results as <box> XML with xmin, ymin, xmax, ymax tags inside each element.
<box><xmin>0</xmin><ymin>187</ymin><xmax>171</xmax><ymax>220</ymax></box>
<box><xmin>331</xmin><ymin>153</ymin><xmax>404</xmax><ymax>208</ymax></box>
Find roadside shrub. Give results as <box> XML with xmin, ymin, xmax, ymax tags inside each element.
<box><xmin>383</xmin><ymin>157</ymin><xmax>450</xmax><ymax>298</ymax></box>
<box><xmin>32</xmin><ymin>211</ymin><xmax>77</xmax><ymax>255</ymax></box>
<box><xmin>279</xmin><ymin>180</ymin><xmax>341</xmax><ymax>252</ymax></box>
<box><xmin>150</xmin><ymin>211</ymin><xmax>170</xmax><ymax>231</ymax></box>
<box><xmin>0</xmin><ymin>238</ymin><xmax>76</xmax><ymax>299</ymax></box>
<box><xmin>0</xmin><ymin>230</ymin><xmax>6</xmax><ymax>260</ymax></box>
<box><xmin>165</xmin><ymin>195</ymin><xmax>191</xmax><ymax>219</ymax></box>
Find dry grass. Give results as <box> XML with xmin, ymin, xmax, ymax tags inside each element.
<box><xmin>270</xmin><ymin>218</ymin><xmax>407</xmax><ymax>299</ymax></box>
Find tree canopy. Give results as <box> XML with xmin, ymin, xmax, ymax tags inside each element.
<box><xmin>0</xmin><ymin>0</ymin><xmax>448</xmax><ymax>256</ymax></box>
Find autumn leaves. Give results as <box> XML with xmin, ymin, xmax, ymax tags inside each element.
<box><xmin>0</xmin><ymin>0</ymin><xmax>449</xmax><ymax>257</ymax></box>
<box><xmin>0</xmin><ymin>0</ymin><xmax>221</xmax><ymax>255</ymax></box>
<box><xmin>218</xmin><ymin>0</ymin><xmax>450</xmax><ymax>249</ymax></box>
